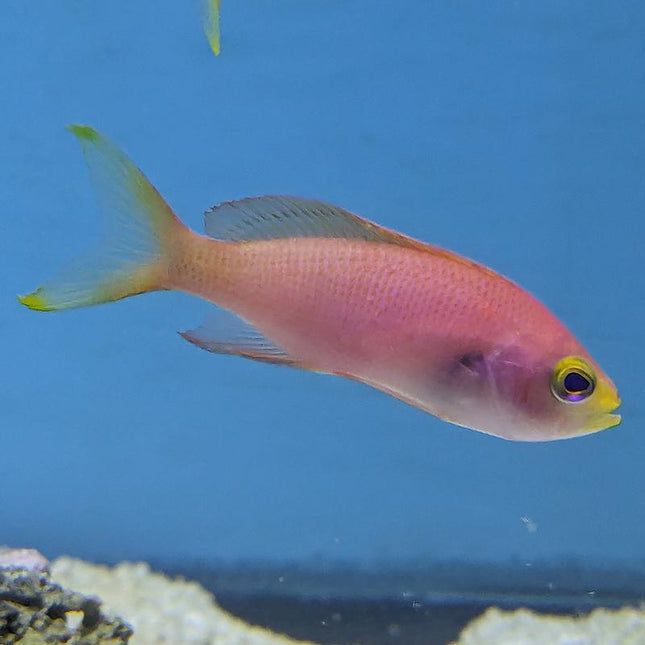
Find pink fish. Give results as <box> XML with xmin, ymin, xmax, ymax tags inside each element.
<box><xmin>20</xmin><ymin>126</ymin><xmax>621</xmax><ymax>441</ymax></box>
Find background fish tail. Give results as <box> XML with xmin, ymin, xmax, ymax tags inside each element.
<box><xmin>19</xmin><ymin>126</ymin><xmax>186</xmax><ymax>312</ymax></box>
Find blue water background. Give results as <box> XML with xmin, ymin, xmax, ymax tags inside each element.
<box><xmin>2</xmin><ymin>2</ymin><xmax>643</xmax><ymax>569</ymax></box>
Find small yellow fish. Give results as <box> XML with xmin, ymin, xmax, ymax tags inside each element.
<box><xmin>19</xmin><ymin>126</ymin><xmax>621</xmax><ymax>441</ymax></box>
<box><xmin>203</xmin><ymin>0</ymin><xmax>221</xmax><ymax>56</ymax></box>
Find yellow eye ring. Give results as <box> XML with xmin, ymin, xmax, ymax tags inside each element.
<box><xmin>551</xmin><ymin>357</ymin><xmax>596</xmax><ymax>403</ymax></box>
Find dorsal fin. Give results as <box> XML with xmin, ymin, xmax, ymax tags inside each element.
<box><xmin>203</xmin><ymin>195</ymin><xmax>423</xmax><ymax>248</ymax></box>
<box><xmin>203</xmin><ymin>195</ymin><xmax>499</xmax><ymax>278</ymax></box>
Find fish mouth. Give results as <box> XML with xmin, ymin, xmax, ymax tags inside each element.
<box><xmin>607</xmin><ymin>398</ymin><xmax>622</xmax><ymax>428</ymax></box>
<box><xmin>606</xmin><ymin>412</ymin><xmax>622</xmax><ymax>429</ymax></box>
<box><xmin>597</xmin><ymin>398</ymin><xmax>622</xmax><ymax>431</ymax></box>
<box><xmin>581</xmin><ymin>398</ymin><xmax>621</xmax><ymax>434</ymax></box>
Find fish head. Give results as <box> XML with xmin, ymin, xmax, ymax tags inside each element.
<box><xmin>544</xmin><ymin>353</ymin><xmax>621</xmax><ymax>437</ymax></box>
<box><xmin>454</xmin><ymin>337</ymin><xmax>621</xmax><ymax>441</ymax></box>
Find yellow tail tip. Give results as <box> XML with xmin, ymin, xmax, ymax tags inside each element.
<box><xmin>66</xmin><ymin>124</ymin><xmax>98</xmax><ymax>141</ymax></box>
<box><xmin>208</xmin><ymin>37</ymin><xmax>220</xmax><ymax>56</ymax></box>
<box><xmin>18</xmin><ymin>289</ymin><xmax>51</xmax><ymax>311</ymax></box>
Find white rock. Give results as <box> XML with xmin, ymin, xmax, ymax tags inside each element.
<box><xmin>0</xmin><ymin>547</ymin><xmax>49</xmax><ymax>571</ymax></box>
<box><xmin>51</xmin><ymin>557</ymin><xmax>317</xmax><ymax>645</ymax></box>
<box><xmin>453</xmin><ymin>606</ymin><xmax>645</xmax><ymax>645</ymax></box>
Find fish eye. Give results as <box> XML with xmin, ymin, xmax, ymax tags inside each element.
<box><xmin>551</xmin><ymin>357</ymin><xmax>596</xmax><ymax>403</ymax></box>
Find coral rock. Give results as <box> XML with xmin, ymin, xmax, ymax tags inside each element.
<box><xmin>0</xmin><ymin>566</ymin><xmax>132</xmax><ymax>644</ymax></box>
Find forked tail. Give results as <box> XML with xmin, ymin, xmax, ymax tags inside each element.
<box><xmin>18</xmin><ymin>125</ymin><xmax>186</xmax><ymax>312</ymax></box>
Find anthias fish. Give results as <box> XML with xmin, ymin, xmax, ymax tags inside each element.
<box><xmin>20</xmin><ymin>126</ymin><xmax>621</xmax><ymax>441</ymax></box>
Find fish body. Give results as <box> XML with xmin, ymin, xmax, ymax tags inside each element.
<box><xmin>20</xmin><ymin>127</ymin><xmax>621</xmax><ymax>441</ymax></box>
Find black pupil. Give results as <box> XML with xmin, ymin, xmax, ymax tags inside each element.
<box><xmin>564</xmin><ymin>371</ymin><xmax>590</xmax><ymax>393</ymax></box>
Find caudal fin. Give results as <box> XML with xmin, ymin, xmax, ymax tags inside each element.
<box><xmin>19</xmin><ymin>125</ymin><xmax>185</xmax><ymax>312</ymax></box>
<box><xmin>202</xmin><ymin>0</ymin><xmax>221</xmax><ymax>56</ymax></box>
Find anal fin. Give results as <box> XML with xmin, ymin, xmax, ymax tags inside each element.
<box><xmin>179</xmin><ymin>306</ymin><xmax>301</xmax><ymax>367</ymax></box>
